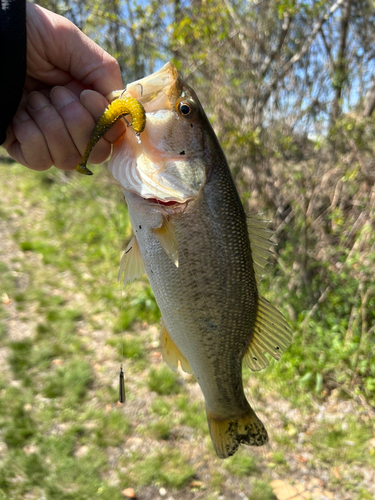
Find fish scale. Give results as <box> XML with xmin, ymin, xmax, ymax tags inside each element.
<box><xmin>125</xmin><ymin>154</ymin><xmax>257</xmax><ymax>416</ymax></box>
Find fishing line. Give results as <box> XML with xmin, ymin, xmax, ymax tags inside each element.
<box><xmin>117</xmin><ymin>185</ymin><xmax>126</xmax><ymax>404</ymax></box>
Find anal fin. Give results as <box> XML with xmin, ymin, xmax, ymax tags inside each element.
<box><xmin>160</xmin><ymin>318</ymin><xmax>192</xmax><ymax>374</ymax></box>
<box><xmin>154</xmin><ymin>222</ymin><xmax>179</xmax><ymax>267</ymax></box>
<box><xmin>118</xmin><ymin>236</ymin><xmax>145</xmax><ymax>284</ymax></box>
<box><xmin>244</xmin><ymin>296</ymin><xmax>292</xmax><ymax>371</ymax></box>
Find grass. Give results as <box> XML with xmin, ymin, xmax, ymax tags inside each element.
<box><xmin>309</xmin><ymin>417</ymin><xmax>373</xmax><ymax>465</ymax></box>
<box><xmin>176</xmin><ymin>395</ymin><xmax>206</xmax><ymax>433</ymax></box>
<box><xmin>148</xmin><ymin>366</ymin><xmax>182</xmax><ymax>395</ymax></box>
<box><xmin>249</xmin><ymin>480</ymin><xmax>277</xmax><ymax>500</ymax></box>
<box><xmin>106</xmin><ymin>335</ymin><xmax>146</xmax><ymax>361</ymax></box>
<box><xmin>0</xmin><ymin>160</ymin><xmax>374</xmax><ymax>500</ymax></box>
<box><xmin>224</xmin><ymin>453</ymin><xmax>258</xmax><ymax>477</ymax></box>
<box><xmin>122</xmin><ymin>448</ymin><xmax>196</xmax><ymax>488</ymax></box>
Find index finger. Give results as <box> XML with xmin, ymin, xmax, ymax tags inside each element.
<box><xmin>27</xmin><ymin>3</ymin><xmax>124</xmax><ymax>96</ymax></box>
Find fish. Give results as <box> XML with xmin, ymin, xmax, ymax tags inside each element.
<box><xmin>79</xmin><ymin>62</ymin><xmax>292</xmax><ymax>458</ymax></box>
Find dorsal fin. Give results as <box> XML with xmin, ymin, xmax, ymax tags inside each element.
<box><xmin>118</xmin><ymin>236</ymin><xmax>145</xmax><ymax>284</ymax></box>
<box><xmin>160</xmin><ymin>318</ymin><xmax>192</xmax><ymax>374</ymax></box>
<box><xmin>247</xmin><ymin>215</ymin><xmax>275</xmax><ymax>282</ymax></box>
<box><xmin>153</xmin><ymin>221</ymin><xmax>179</xmax><ymax>267</ymax></box>
<box><xmin>244</xmin><ymin>296</ymin><xmax>292</xmax><ymax>371</ymax></box>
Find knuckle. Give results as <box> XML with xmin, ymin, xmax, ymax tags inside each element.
<box><xmin>103</xmin><ymin>55</ymin><xmax>121</xmax><ymax>76</ymax></box>
<box><xmin>25</xmin><ymin>155</ymin><xmax>53</xmax><ymax>171</ymax></box>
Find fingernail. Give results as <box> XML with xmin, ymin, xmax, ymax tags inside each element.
<box><xmin>51</xmin><ymin>87</ymin><xmax>77</xmax><ymax>110</ymax></box>
<box><xmin>80</xmin><ymin>89</ymin><xmax>96</xmax><ymax>99</ymax></box>
<box><xmin>27</xmin><ymin>91</ymin><xmax>48</xmax><ymax>111</ymax></box>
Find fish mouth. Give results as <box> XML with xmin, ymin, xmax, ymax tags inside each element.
<box><xmin>143</xmin><ymin>197</ymin><xmax>182</xmax><ymax>207</ymax></box>
<box><xmin>123</xmin><ymin>62</ymin><xmax>182</xmax><ymax>113</ymax></box>
<box><xmin>108</xmin><ymin>62</ymin><xmax>205</xmax><ymax>206</ymax></box>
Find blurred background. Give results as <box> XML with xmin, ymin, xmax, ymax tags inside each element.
<box><xmin>0</xmin><ymin>0</ymin><xmax>375</xmax><ymax>499</ymax></box>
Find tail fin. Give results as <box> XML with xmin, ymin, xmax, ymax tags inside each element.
<box><xmin>206</xmin><ymin>407</ymin><xmax>268</xmax><ymax>459</ymax></box>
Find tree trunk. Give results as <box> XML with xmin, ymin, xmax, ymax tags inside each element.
<box><xmin>329</xmin><ymin>0</ymin><xmax>353</xmax><ymax>132</ymax></box>
<box><xmin>363</xmin><ymin>80</ymin><xmax>375</xmax><ymax>117</ymax></box>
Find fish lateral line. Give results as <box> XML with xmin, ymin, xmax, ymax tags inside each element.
<box><xmin>75</xmin><ymin>96</ymin><xmax>146</xmax><ymax>175</ymax></box>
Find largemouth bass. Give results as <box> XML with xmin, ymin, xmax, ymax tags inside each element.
<box><xmin>80</xmin><ymin>62</ymin><xmax>292</xmax><ymax>458</ymax></box>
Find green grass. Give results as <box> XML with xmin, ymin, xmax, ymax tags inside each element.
<box><xmin>112</xmin><ymin>286</ymin><xmax>160</xmax><ymax>331</ymax></box>
<box><xmin>94</xmin><ymin>409</ymin><xmax>132</xmax><ymax>447</ymax></box>
<box><xmin>309</xmin><ymin>418</ymin><xmax>373</xmax><ymax>465</ymax></box>
<box><xmin>139</xmin><ymin>420</ymin><xmax>172</xmax><ymax>440</ymax></box>
<box><xmin>123</xmin><ymin>448</ymin><xmax>196</xmax><ymax>488</ymax></box>
<box><xmin>0</xmin><ymin>262</ymin><xmax>16</xmax><ymax>341</ymax></box>
<box><xmin>176</xmin><ymin>395</ymin><xmax>206</xmax><ymax>432</ymax></box>
<box><xmin>151</xmin><ymin>398</ymin><xmax>171</xmax><ymax>416</ymax></box>
<box><xmin>0</xmin><ymin>160</ymin><xmax>374</xmax><ymax>500</ymax></box>
<box><xmin>42</xmin><ymin>359</ymin><xmax>93</xmax><ymax>402</ymax></box>
<box><xmin>106</xmin><ymin>335</ymin><xmax>146</xmax><ymax>360</ymax></box>
<box><xmin>224</xmin><ymin>453</ymin><xmax>258</xmax><ymax>476</ymax></box>
<box><xmin>148</xmin><ymin>366</ymin><xmax>182</xmax><ymax>395</ymax></box>
<box><xmin>249</xmin><ymin>480</ymin><xmax>277</xmax><ymax>500</ymax></box>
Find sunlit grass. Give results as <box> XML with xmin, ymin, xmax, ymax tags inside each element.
<box><xmin>148</xmin><ymin>366</ymin><xmax>182</xmax><ymax>395</ymax></box>
<box><xmin>122</xmin><ymin>448</ymin><xmax>196</xmax><ymax>488</ymax></box>
<box><xmin>176</xmin><ymin>395</ymin><xmax>206</xmax><ymax>433</ymax></box>
<box><xmin>0</xmin><ymin>161</ymin><xmax>373</xmax><ymax>500</ymax></box>
<box><xmin>223</xmin><ymin>452</ymin><xmax>258</xmax><ymax>476</ymax></box>
<box><xmin>106</xmin><ymin>335</ymin><xmax>146</xmax><ymax>360</ymax></box>
<box><xmin>309</xmin><ymin>418</ymin><xmax>374</xmax><ymax>465</ymax></box>
<box><xmin>249</xmin><ymin>479</ymin><xmax>277</xmax><ymax>500</ymax></box>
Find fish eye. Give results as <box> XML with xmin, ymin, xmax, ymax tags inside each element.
<box><xmin>176</xmin><ymin>99</ymin><xmax>197</xmax><ymax>120</ymax></box>
<box><xmin>179</xmin><ymin>102</ymin><xmax>191</xmax><ymax>115</ymax></box>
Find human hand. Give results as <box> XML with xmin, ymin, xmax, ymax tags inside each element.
<box><xmin>2</xmin><ymin>2</ymin><xmax>126</xmax><ymax>171</ymax></box>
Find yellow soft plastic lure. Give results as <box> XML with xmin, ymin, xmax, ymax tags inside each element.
<box><xmin>76</xmin><ymin>95</ymin><xmax>146</xmax><ymax>175</ymax></box>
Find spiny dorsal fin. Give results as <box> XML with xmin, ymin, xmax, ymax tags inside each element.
<box><xmin>244</xmin><ymin>296</ymin><xmax>292</xmax><ymax>372</ymax></box>
<box><xmin>247</xmin><ymin>215</ymin><xmax>275</xmax><ymax>283</ymax></box>
<box><xmin>160</xmin><ymin>318</ymin><xmax>192</xmax><ymax>374</ymax></box>
<box><xmin>153</xmin><ymin>221</ymin><xmax>179</xmax><ymax>267</ymax></box>
<box><xmin>118</xmin><ymin>236</ymin><xmax>145</xmax><ymax>284</ymax></box>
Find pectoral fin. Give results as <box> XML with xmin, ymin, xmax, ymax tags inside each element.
<box><xmin>244</xmin><ymin>296</ymin><xmax>292</xmax><ymax>371</ymax></box>
<box><xmin>118</xmin><ymin>236</ymin><xmax>145</xmax><ymax>284</ymax></box>
<box><xmin>154</xmin><ymin>222</ymin><xmax>179</xmax><ymax>267</ymax></box>
<box><xmin>160</xmin><ymin>319</ymin><xmax>192</xmax><ymax>374</ymax></box>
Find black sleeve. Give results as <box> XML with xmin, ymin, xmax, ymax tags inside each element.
<box><xmin>0</xmin><ymin>0</ymin><xmax>27</xmax><ymax>145</ymax></box>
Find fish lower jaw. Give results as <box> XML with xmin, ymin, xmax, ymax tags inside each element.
<box><xmin>139</xmin><ymin>193</ymin><xmax>192</xmax><ymax>212</ymax></box>
<box><xmin>144</xmin><ymin>197</ymin><xmax>184</xmax><ymax>207</ymax></box>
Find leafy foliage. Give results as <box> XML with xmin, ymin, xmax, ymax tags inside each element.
<box><xmin>2</xmin><ymin>0</ymin><xmax>375</xmax><ymax>498</ymax></box>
